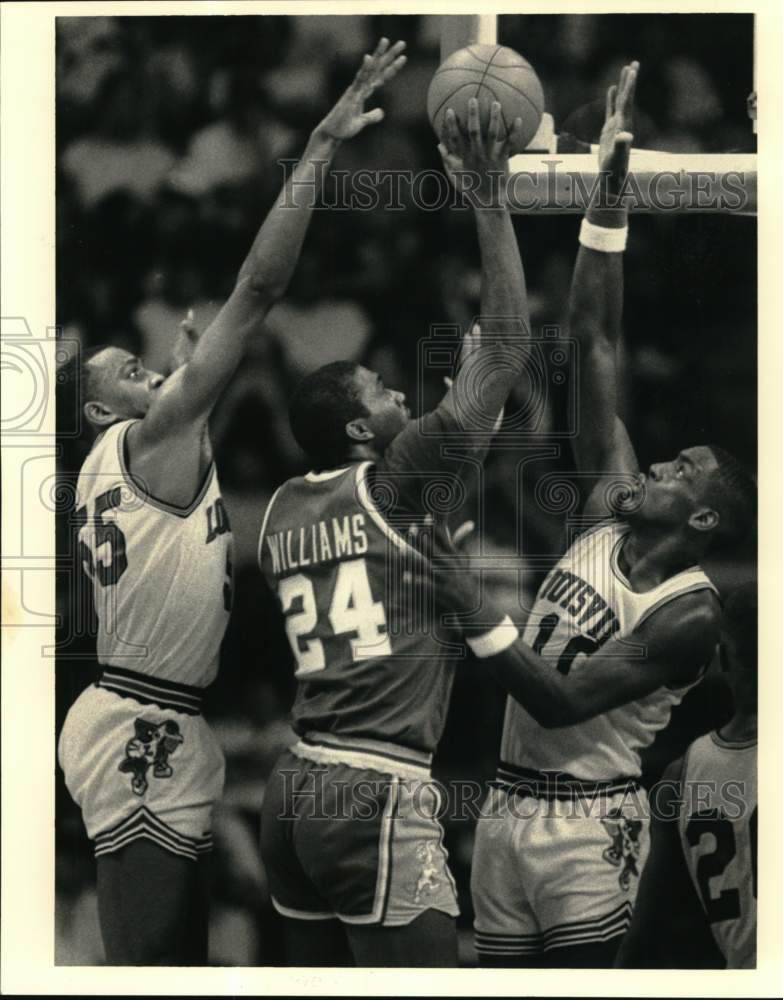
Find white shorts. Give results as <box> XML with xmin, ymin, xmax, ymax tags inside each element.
<box><xmin>471</xmin><ymin>779</ymin><xmax>650</xmax><ymax>960</ymax></box>
<box><xmin>58</xmin><ymin>678</ymin><xmax>225</xmax><ymax>861</ymax></box>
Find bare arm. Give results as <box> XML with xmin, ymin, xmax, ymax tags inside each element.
<box><xmin>380</xmin><ymin>104</ymin><xmax>528</xmax><ymax>490</ymax></box>
<box><xmin>438</xmin><ymin>100</ymin><xmax>532</xmax><ymax>430</ymax></box>
<box><xmin>138</xmin><ymin>38</ymin><xmax>407</xmax><ymax>443</ymax></box>
<box><xmin>479</xmin><ymin>593</ymin><xmax>718</xmax><ymax>728</ymax></box>
<box><xmin>433</xmin><ymin>522</ymin><xmax>718</xmax><ymax>727</ymax></box>
<box><xmin>568</xmin><ymin>62</ymin><xmax>640</xmax><ymax>516</ymax></box>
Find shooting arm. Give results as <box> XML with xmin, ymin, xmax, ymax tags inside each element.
<box><xmin>438</xmin><ymin>101</ymin><xmax>531</xmax><ymax>428</ymax></box>
<box><xmin>446</xmin><ymin>208</ymin><xmax>530</xmax><ymax>422</ymax></box>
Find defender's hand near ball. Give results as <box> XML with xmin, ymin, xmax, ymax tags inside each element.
<box><xmin>314</xmin><ymin>38</ymin><xmax>407</xmax><ymax>143</ymax></box>
<box><xmin>438</xmin><ymin>98</ymin><xmax>525</xmax><ymax>206</ymax></box>
<box><xmin>598</xmin><ymin>60</ymin><xmax>639</xmax><ymax>196</ymax></box>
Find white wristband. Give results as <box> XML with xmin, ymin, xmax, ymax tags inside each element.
<box><xmin>466</xmin><ymin>615</ymin><xmax>519</xmax><ymax>658</ymax></box>
<box><xmin>579</xmin><ymin>218</ymin><xmax>628</xmax><ymax>253</ymax></box>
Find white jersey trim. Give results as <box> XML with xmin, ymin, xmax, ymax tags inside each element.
<box><xmin>257</xmin><ymin>485</ymin><xmax>284</xmax><ymax>570</ymax></box>
<box><xmin>304</xmin><ymin>468</ymin><xmax>351</xmax><ymax>482</ymax></box>
<box><xmin>116</xmin><ymin>419</ymin><xmax>215</xmax><ymax>519</ymax></box>
<box><xmin>711</xmin><ymin>730</ymin><xmax>758</xmax><ymax>751</ymax></box>
<box><xmin>633</xmin><ymin>580</ymin><xmax>719</xmax><ymax>632</ymax></box>
<box><xmin>609</xmin><ymin>528</ymin><xmax>715</xmax><ymax>599</ymax></box>
<box><xmin>355</xmin><ymin>461</ymin><xmax>428</xmax><ymax>565</ymax></box>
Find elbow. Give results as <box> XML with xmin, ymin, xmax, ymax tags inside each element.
<box><xmin>567</xmin><ymin>312</ymin><xmax>605</xmax><ymax>348</ymax></box>
<box><xmin>531</xmin><ymin>693</ymin><xmax>581</xmax><ymax>729</ymax></box>
<box><xmin>244</xmin><ymin>276</ymin><xmax>286</xmax><ymax>306</ymax></box>
<box><xmin>237</xmin><ymin>262</ymin><xmax>288</xmax><ymax>306</ymax></box>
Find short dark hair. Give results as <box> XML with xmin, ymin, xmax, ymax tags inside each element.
<box><xmin>288</xmin><ymin>361</ymin><xmax>368</xmax><ymax>469</ymax></box>
<box><xmin>56</xmin><ymin>345</ymin><xmax>107</xmax><ymax>437</ymax></box>
<box><xmin>722</xmin><ymin>580</ymin><xmax>757</xmax><ymax>669</ymax></box>
<box><xmin>704</xmin><ymin>445</ymin><xmax>757</xmax><ymax>544</ymax></box>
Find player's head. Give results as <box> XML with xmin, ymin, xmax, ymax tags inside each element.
<box><xmin>626</xmin><ymin>445</ymin><xmax>756</xmax><ymax>550</ymax></box>
<box><xmin>289</xmin><ymin>361</ymin><xmax>410</xmax><ymax>470</ymax></box>
<box><xmin>719</xmin><ymin>581</ymin><xmax>757</xmax><ymax>711</ymax></box>
<box><xmin>58</xmin><ymin>345</ymin><xmax>165</xmax><ymax>435</ymax></box>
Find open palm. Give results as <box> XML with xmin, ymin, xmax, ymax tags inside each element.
<box><xmin>598</xmin><ymin>60</ymin><xmax>638</xmax><ymax>192</ymax></box>
<box><xmin>318</xmin><ymin>38</ymin><xmax>407</xmax><ymax>141</ymax></box>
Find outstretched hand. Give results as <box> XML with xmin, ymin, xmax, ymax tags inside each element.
<box><xmin>438</xmin><ymin>99</ymin><xmax>525</xmax><ymax>204</ymax></box>
<box><xmin>316</xmin><ymin>38</ymin><xmax>407</xmax><ymax>142</ymax></box>
<box><xmin>598</xmin><ymin>60</ymin><xmax>639</xmax><ymax>195</ymax></box>
<box><xmin>168</xmin><ymin>308</ymin><xmax>200</xmax><ymax>374</ymax></box>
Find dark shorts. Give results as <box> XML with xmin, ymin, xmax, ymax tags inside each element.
<box><xmin>261</xmin><ymin>742</ymin><xmax>459</xmax><ymax>927</ymax></box>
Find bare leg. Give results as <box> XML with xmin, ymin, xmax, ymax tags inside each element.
<box><xmin>282</xmin><ymin>916</ymin><xmax>354</xmax><ymax>967</ymax></box>
<box><xmin>346</xmin><ymin>909</ymin><xmax>458</xmax><ymax>967</ymax></box>
<box><xmin>96</xmin><ymin>840</ymin><xmax>209</xmax><ymax>965</ymax></box>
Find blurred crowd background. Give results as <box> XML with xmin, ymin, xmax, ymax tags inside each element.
<box><xmin>55</xmin><ymin>13</ymin><xmax>756</xmax><ymax>965</ymax></box>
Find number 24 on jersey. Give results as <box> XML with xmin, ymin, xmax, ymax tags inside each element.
<box><xmin>279</xmin><ymin>558</ymin><xmax>391</xmax><ymax>675</ymax></box>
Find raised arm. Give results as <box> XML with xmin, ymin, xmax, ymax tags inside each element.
<box><xmin>438</xmin><ymin>100</ymin><xmax>532</xmax><ymax>429</ymax></box>
<box><xmin>569</xmin><ymin>62</ymin><xmax>640</xmax><ymax>515</ymax></box>
<box><xmin>379</xmin><ymin>102</ymin><xmax>529</xmax><ymax>488</ymax></box>
<box><xmin>139</xmin><ymin>38</ymin><xmax>407</xmax><ymax>442</ymax></box>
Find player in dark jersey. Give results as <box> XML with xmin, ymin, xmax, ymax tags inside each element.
<box><xmin>259</xmin><ymin>98</ymin><xmax>534</xmax><ymax>967</ymax></box>
<box><xmin>616</xmin><ymin>582</ymin><xmax>757</xmax><ymax>968</ymax></box>
<box><xmin>56</xmin><ymin>38</ymin><xmax>407</xmax><ymax>965</ymax></box>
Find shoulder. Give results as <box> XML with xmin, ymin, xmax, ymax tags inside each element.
<box><xmin>634</xmin><ymin>589</ymin><xmax>719</xmax><ymax>685</ymax></box>
<box><xmin>86</xmin><ymin>418</ymin><xmax>135</xmax><ymax>465</ymax></box>
<box><xmin>662</xmin><ymin>754</ymin><xmax>686</xmax><ymax>786</ymax></box>
<box><xmin>641</xmin><ymin>587</ymin><xmax>720</xmax><ymax>641</ymax></box>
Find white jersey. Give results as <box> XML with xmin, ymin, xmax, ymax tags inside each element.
<box><xmin>75</xmin><ymin>419</ymin><xmax>232</xmax><ymax>688</ymax></box>
<box><xmin>500</xmin><ymin>520</ymin><xmax>717</xmax><ymax>780</ymax></box>
<box><xmin>678</xmin><ymin>731</ymin><xmax>757</xmax><ymax>968</ymax></box>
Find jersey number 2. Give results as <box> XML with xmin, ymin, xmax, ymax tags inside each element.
<box><xmin>279</xmin><ymin>558</ymin><xmax>391</xmax><ymax>676</ymax></box>
<box><xmin>685</xmin><ymin>806</ymin><xmax>758</xmax><ymax>923</ymax></box>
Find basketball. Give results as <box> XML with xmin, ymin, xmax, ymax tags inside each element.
<box><xmin>427</xmin><ymin>44</ymin><xmax>545</xmax><ymax>150</ymax></box>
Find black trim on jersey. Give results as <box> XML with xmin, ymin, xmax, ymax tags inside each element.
<box><xmin>98</xmin><ymin>665</ymin><xmax>203</xmax><ymax>715</ymax></box>
<box><xmin>493</xmin><ymin>761</ymin><xmax>640</xmax><ymax>800</ymax></box>
<box><xmin>118</xmin><ymin>420</ymin><xmax>215</xmax><ymax>519</ymax></box>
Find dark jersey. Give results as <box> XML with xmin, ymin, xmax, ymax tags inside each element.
<box><xmin>258</xmin><ymin>404</ymin><xmax>479</xmax><ymax>755</ymax></box>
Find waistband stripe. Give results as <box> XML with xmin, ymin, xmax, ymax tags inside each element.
<box><xmin>98</xmin><ymin>666</ymin><xmax>203</xmax><ymax>715</ymax></box>
<box><xmin>294</xmin><ymin>733</ymin><xmax>432</xmax><ymax>779</ymax></box>
<box><xmin>301</xmin><ymin>732</ymin><xmax>432</xmax><ymax>768</ymax></box>
<box><xmin>494</xmin><ymin>761</ymin><xmax>640</xmax><ymax>799</ymax></box>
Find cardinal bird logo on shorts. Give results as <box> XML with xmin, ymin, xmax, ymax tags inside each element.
<box><xmin>118</xmin><ymin>717</ymin><xmax>184</xmax><ymax>796</ymax></box>
<box><xmin>601</xmin><ymin>809</ymin><xmax>642</xmax><ymax>891</ymax></box>
<box><xmin>412</xmin><ymin>841</ymin><xmax>441</xmax><ymax>904</ymax></box>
